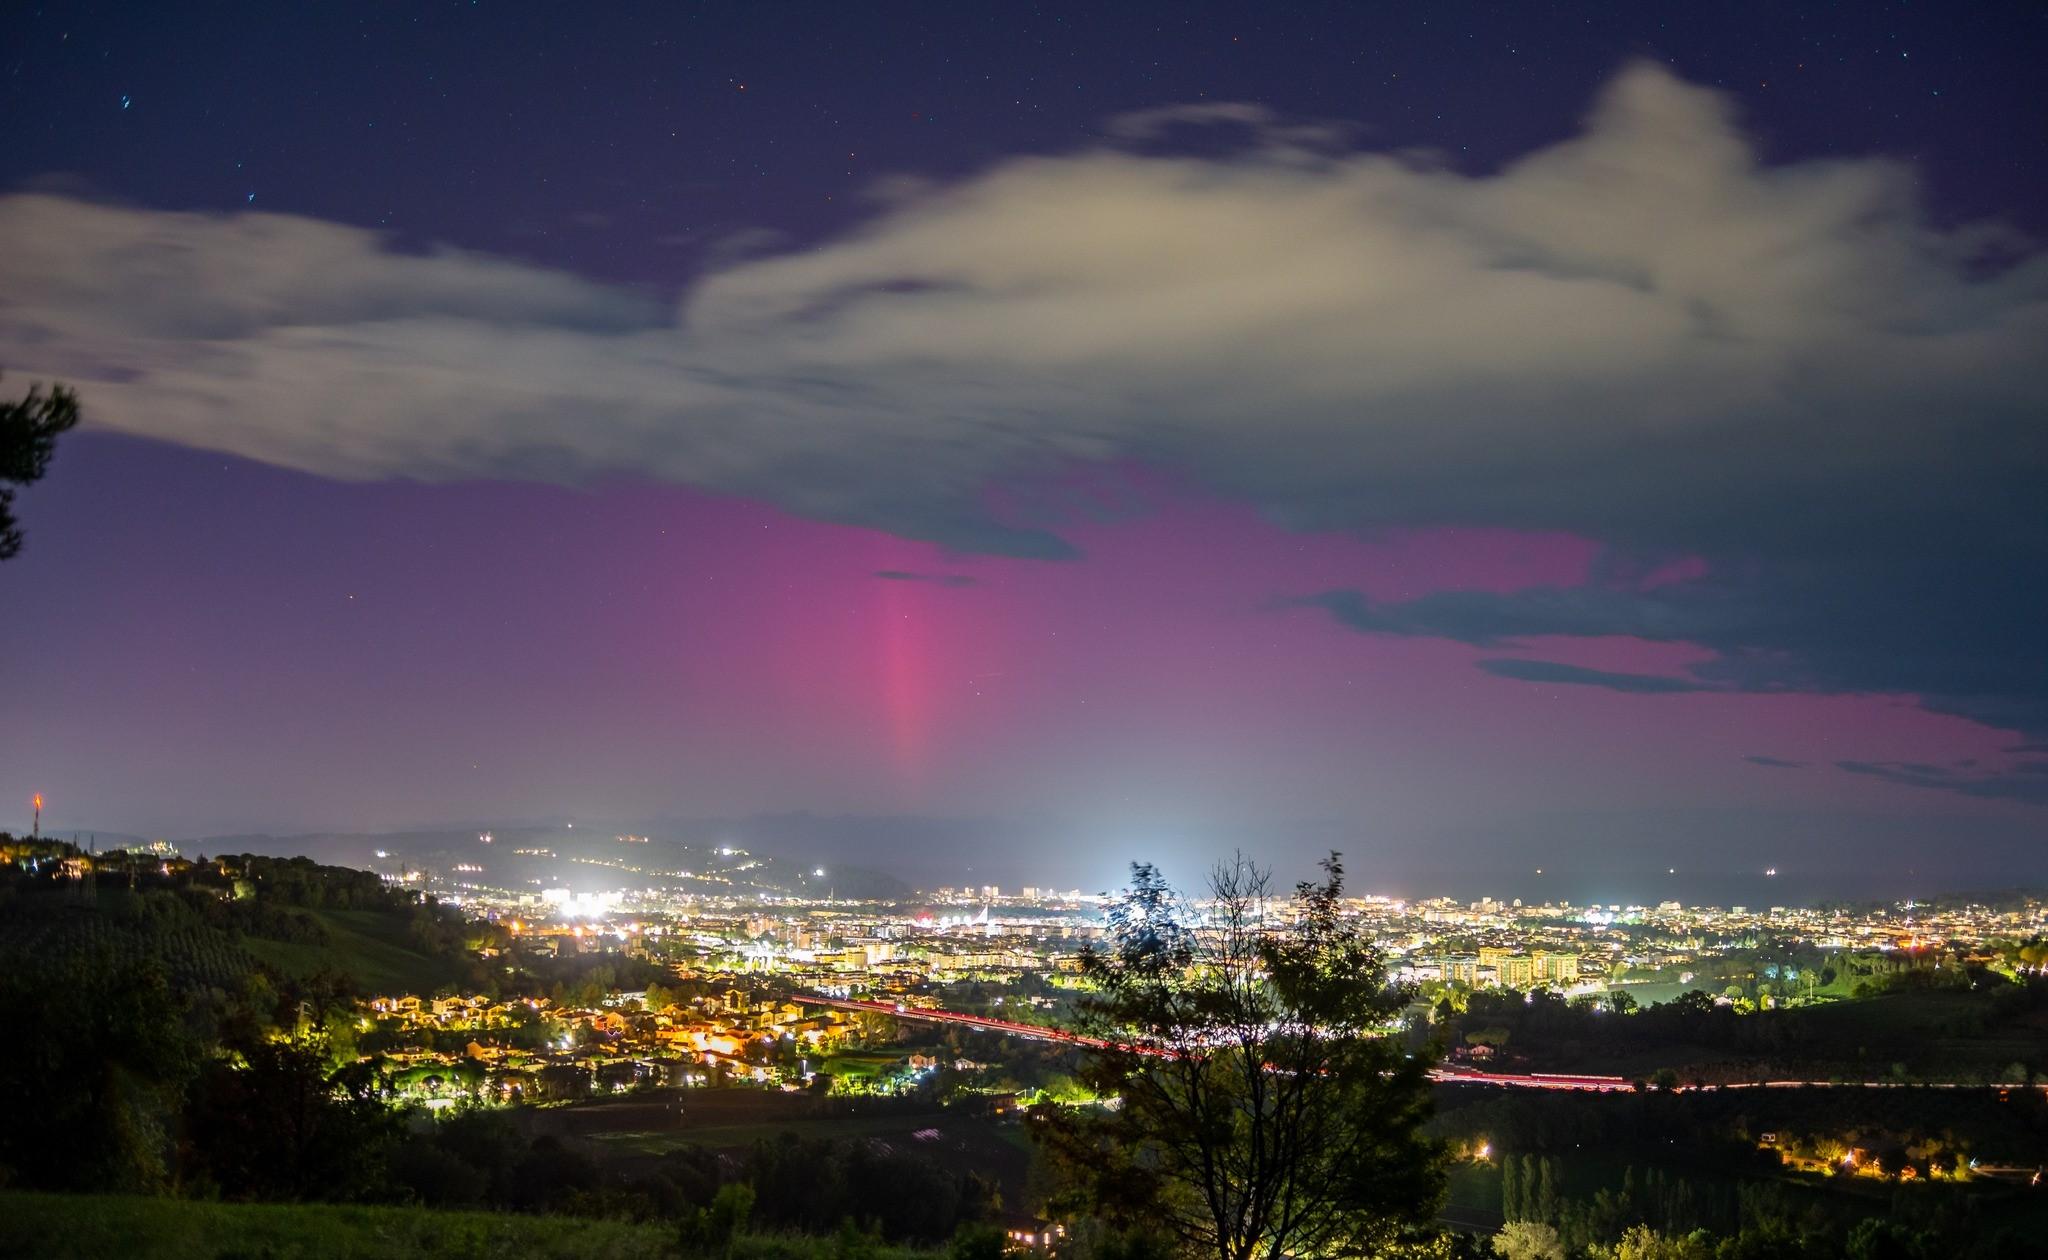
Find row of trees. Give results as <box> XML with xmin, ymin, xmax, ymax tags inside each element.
<box><xmin>1492</xmin><ymin>1218</ymin><xmax>1956</xmax><ymax>1260</ymax></box>
<box><xmin>1433</xmin><ymin>973</ymin><xmax>2048</xmax><ymax>1085</ymax></box>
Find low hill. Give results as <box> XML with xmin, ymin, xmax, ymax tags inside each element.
<box><xmin>0</xmin><ymin>1191</ymin><xmax>675</xmax><ymax>1260</ymax></box>
<box><xmin>239</xmin><ymin>905</ymin><xmax>481</xmax><ymax>994</ymax></box>
<box><xmin>0</xmin><ymin>898</ymin><xmax>258</xmax><ymax>991</ymax></box>
<box><xmin>197</xmin><ymin>825</ymin><xmax>914</xmax><ymax>901</ymax></box>
<box><xmin>0</xmin><ymin>846</ymin><xmax>488</xmax><ymax>997</ymax></box>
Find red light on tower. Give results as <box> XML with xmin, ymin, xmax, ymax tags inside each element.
<box><xmin>31</xmin><ymin>793</ymin><xmax>42</xmax><ymax>839</ymax></box>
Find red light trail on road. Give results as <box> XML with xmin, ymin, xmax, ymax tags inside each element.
<box><xmin>798</xmin><ymin>994</ymin><xmax>2048</xmax><ymax>1094</ymax></box>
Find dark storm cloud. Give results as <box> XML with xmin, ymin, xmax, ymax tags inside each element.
<box><xmin>1339</xmin><ymin>540</ymin><xmax>2039</xmax><ymax>730</ymax></box>
<box><xmin>1744</xmin><ymin>756</ymin><xmax>1808</xmax><ymax>770</ymax></box>
<box><xmin>873</xmin><ymin>569</ymin><xmax>978</xmax><ymax>587</ymax></box>
<box><xmin>1475</xmin><ymin>658</ymin><xmax>1714</xmax><ymax>694</ymax></box>
<box><xmin>1296</xmin><ymin>585</ymin><xmax>1757</xmax><ymax>650</ymax></box>
<box><xmin>1305</xmin><ymin>570</ymin><xmax>2048</xmax><ymax>799</ymax></box>
<box><xmin>1837</xmin><ymin>760</ymin><xmax>2048</xmax><ymax>805</ymax></box>
<box><xmin>2</xmin><ymin>63</ymin><xmax>2045</xmax><ymax>786</ymax></box>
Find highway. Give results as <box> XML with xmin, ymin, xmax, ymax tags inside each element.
<box><xmin>798</xmin><ymin>994</ymin><xmax>1123</xmax><ymax>1049</ymax></box>
<box><xmin>797</xmin><ymin>994</ymin><xmax>1636</xmax><ymax>1090</ymax></box>
<box><xmin>796</xmin><ymin>994</ymin><xmax>2048</xmax><ymax>1094</ymax></box>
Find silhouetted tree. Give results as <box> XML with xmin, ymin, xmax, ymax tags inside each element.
<box><xmin>183</xmin><ymin>1034</ymin><xmax>398</xmax><ymax>1200</ymax></box>
<box><xmin>0</xmin><ymin>376</ymin><xmax>79</xmax><ymax>559</ymax></box>
<box><xmin>1040</xmin><ymin>854</ymin><xmax>1443</xmax><ymax>1260</ymax></box>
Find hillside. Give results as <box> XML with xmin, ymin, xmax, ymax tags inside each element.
<box><xmin>0</xmin><ymin>1191</ymin><xmax>677</xmax><ymax>1260</ymax></box>
<box><xmin>0</xmin><ymin>897</ymin><xmax>259</xmax><ymax>991</ymax></box>
<box><xmin>236</xmin><ymin>906</ymin><xmax>477</xmax><ymax>994</ymax></box>
<box><xmin>0</xmin><ymin>847</ymin><xmax>487</xmax><ymax>997</ymax></box>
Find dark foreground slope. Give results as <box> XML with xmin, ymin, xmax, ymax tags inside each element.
<box><xmin>0</xmin><ymin>1192</ymin><xmax>675</xmax><ymax>1260</ymax></box>
<box><xmin>0</xmin><ymin>1192</ymin><xmax>951</xmax><ymax>1260</ymax></box>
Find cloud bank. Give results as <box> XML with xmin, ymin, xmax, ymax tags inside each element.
<box><xmin>1475</xmin><ymin>658</ymin><xmax>1713</xmax><ymax>695</ymax></box>
<box><xmin>3</xmin><ymin>63</ymin><xmax>2046</xmax><ymax>779</ymax></box>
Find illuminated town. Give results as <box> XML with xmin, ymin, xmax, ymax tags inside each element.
<box><xmin>22</xmin><ymin>830</ymin><xmax>2036</xmax><ymax>1111</ymax></box>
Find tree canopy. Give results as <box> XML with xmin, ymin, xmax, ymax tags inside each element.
<box><xmin>1039</xmin><ymin>853</ymin><xmax>1444</xmax><ymax>1260</ymax></box>
<box><xmin>0</xmin><ymin>375</ymin><xmax>80</xmax><ymax>559</ymax></box>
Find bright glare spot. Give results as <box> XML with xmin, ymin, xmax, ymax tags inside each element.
<box><xmin>814</xmin><ymin>867</ymin><xmax>826</xmax><ymax>877</ymax></box>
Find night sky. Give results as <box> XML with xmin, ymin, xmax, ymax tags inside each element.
<box><xmin>3</xmin><ymin>4</ymin><xmax>2045</xmax><ymax>893</ymax></box>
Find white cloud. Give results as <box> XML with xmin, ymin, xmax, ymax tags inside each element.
<box><xmin>4</xmin><ymin>64</ymin><xmax>2040</xmax><ymax>548</ymax></box>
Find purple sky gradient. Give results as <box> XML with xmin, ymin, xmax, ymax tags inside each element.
<box><xmin>3</xmin><ymin>435</ymin><xmax>2023</xmax><ymax>856</ymax></box>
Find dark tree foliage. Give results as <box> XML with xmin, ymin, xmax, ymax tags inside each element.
<box><xmin>677</xmin><ymin>1182</ymin><xmax>757</xmax><ymax>1259</ymax></box>
<box><xmin>1039</xmin><ymin>854</ymin><xmax>1444</xmax><ymax>1260</ymax></box>
<box><xmin>182</xmin><ymin>1034</ymin><xmax>400</xmax><ymax>1201</ymax></box>
<box><xmin>743</xmin><ymin>1132</ymin><xmax>1000</xmax><ymax>1242</ymax></box>
<box><xmin>0</xmin><ymin>376</ymin><xmax>80</xmax><ymax>559</ymax></box>
<box><xmin>0</xmin><ymin>950</ymin><xmax>199</xmax><ymax>1192</ymax></box>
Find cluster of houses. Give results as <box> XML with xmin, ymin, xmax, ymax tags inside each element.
<box><xmin>358</xmin><ymin>987</ymin><xmax>860</xmax><ymax>1105</ymax></box>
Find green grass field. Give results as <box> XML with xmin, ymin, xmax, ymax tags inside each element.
<box><xmin>587</xmin><ymin>1109</ymin><xmax>945</xmax><ymax>1155</ymax></box>
<box><xmin>542</xmin><ymin>1088</ymin><xmax>1029</xmax><ymax>1157</ymax></box>
<box><xmin>533</xmin><ymin>1088</ymin><xmax>1037</xmax><ymax>1210</ymax></box>
<box><xmin>1440</xmin><ymin>1163</ymin><xmax>1505</xmax><ymax>1235</ymax></box>
<box><xmin>817</xmin><ymin>1049</ymin><xmax>906</xmax><ymax>1080</ymax></box>
<box><xmin>0</xmin><ymin>1191</ymin><xmax>676</xmax><ymax>1260</ymax></box>
<box><xmin>1775</xmin><ymin>989</ymin><xmax>2045</xmax><ymax>1077</ymax></box>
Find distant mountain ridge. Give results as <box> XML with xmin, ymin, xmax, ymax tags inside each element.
<box><xmin>198</xmin><ymin>826</ymin><xmax>913</xmax><ymax>901</ymax></box>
